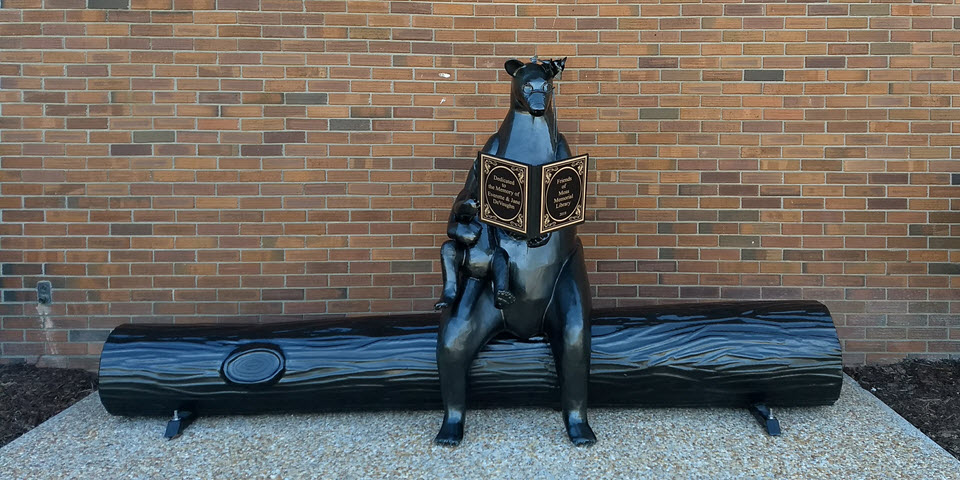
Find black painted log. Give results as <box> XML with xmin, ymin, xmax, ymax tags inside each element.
<box><xmin>98</xmin><ymin>300</ymin><xmax>842</xmax><ymax>416</ymax></box>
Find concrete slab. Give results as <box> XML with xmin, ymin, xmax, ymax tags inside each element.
<box><xmin>0</xmin><ymin>376</ymin><xmax>956</xmax><ymax>479</ymax></box>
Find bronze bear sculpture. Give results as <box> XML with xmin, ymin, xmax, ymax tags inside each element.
<box><xmin>435</xmin><ymin>57</ymin><xmax>596</xmax><ymax>447</ymax></box>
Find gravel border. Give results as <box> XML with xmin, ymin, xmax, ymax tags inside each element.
<box><xmin>0</xmin><ymin>375</ymin><xmax>957</xmax><ymax>480</ymax></box>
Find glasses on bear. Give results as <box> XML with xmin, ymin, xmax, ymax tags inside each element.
<box><xmin>522</xmin><ymin>83</ymin><xmax>552</xmax><ymax>95</ymax></box>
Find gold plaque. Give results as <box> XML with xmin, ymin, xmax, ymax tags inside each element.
<box><xmin>478</xmin><ymin>153</ymin><xmax>588</xmax><ymax>238</ymax></box>
<box><xmin>540</xmin><ymin>155</ymin><xmax>587</xmax><ymax>234</ymax></box>
<box><xmin>479</xmin><ymin>154</ymin><xmax>529</xmax><ymax>233</ymax></box>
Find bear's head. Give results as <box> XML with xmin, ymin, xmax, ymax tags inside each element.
<box><xmin>504</xmin><ymin>58</ymin><xmax>566</xmax><ymax>117</ymax></box>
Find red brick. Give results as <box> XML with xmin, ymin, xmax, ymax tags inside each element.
<box><xmin>1</xmin><ymin>0</ymin><xmax>957</xmax><ymax>366</ymax></box>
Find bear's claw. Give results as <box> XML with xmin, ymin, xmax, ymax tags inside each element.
<box><xmin>494</xmin><ymin>290</ymin><xmax>516</xmax><ymax>309</ymax></box>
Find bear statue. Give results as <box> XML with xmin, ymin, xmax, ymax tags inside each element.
<box><xmin>435</xmin><ymin>57</ymin><xmax>596</xmax><ymax>447</ymax></box>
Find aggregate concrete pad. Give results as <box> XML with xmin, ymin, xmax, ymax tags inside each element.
<box><xmin>0</xmin><ymin>376</ymin><xmax>956</xmax><ymax>479</ymax></box>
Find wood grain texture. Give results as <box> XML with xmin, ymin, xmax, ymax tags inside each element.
<box><xmin>99</xmin><ymin>300</ymin><xmax>842</xmax><ymax>416</ymax></box>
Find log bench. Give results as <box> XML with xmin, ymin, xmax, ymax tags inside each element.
<box><xmin>99</xmin><ymin>300</ymin><xmax>842</xmax><ymax>438</ymax></box>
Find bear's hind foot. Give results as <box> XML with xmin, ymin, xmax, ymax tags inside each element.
<box><xmin>565</xmin><ymin>415</ymin><xmax>596</xmax><ymax>447</ymax></box>
<box><xmin>434</xmin><ymin>416</ymin><xmax>464</xmax><ymax>447</ymax></box>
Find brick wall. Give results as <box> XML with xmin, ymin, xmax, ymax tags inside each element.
<box><xmin>1</xmin><ymin>0</ymin><xmax>958</xmax><ymax>369</ymax></box>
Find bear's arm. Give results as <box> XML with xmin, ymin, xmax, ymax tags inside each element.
<box><xmin>446</xmin><ymin>134</ymin><xmax>499</xmax><ymax>242</ymax></box>
<box><xmin>449</xmin><ymin>134</ymin><xmax>498</xmax><ymax>222</ymax></box>
<box><xmin>556</xmin><ymin>133</ymin><xmax>572</xmax><ymax>160</ymax></box>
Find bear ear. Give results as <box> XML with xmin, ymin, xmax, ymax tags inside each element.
<box><xmin>544</xmin><ymin>57</ymin><xmax>567</xmax><ymax>79</ymax></box>
<box><xmin>504</xmin><ymin>59</ymin><xmax>524</xmax><ymax>77</ymax></box>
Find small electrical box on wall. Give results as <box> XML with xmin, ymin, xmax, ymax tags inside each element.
<box><xmin>36</xmin><ymin>281</ymin><xmax>52</xmax><ymax>305</ymax></box>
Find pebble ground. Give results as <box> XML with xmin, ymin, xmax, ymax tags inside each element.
<box><xmin>0</xmin><ymin>376</ymin><xmax>956</xmax><ymax>479</ymax></box>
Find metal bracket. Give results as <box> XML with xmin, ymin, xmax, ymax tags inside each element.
<box><xmin>749</xmin><ymin>403</ymin><xmax>781</xmax><ymax>436</ymax></box>
<box><xmin>163</xmin><ymin>409</ymin><xmax>196</xmax><ymax>440</ymax></box>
